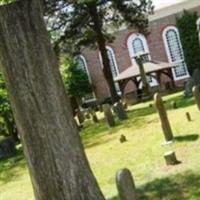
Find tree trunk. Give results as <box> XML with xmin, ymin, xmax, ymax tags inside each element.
<box><xmin>0</xmin><ymin>1</ymin><xmax>105</xmax><ymax>200</ymax></box>
<box><xmin>87</xmin><ymin>3</ymin><xmax>119</xmax><ymax>103</ymax></box>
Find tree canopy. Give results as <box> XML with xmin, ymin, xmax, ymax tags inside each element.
<box><xmin>44</xmin><ymin>0</ymin><xmax>154</xmax><ymax>54</ymax></box>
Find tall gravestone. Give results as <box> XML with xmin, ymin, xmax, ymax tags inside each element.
<box><xmin>103</xmin><ymin>104</ymin><xmax>115</xmax><ymax>127</ymax></box>
<box><xmin>113</xmin><ymin>102</ymin><xmax>128</xmax><ymax>121</ymax></box>
<box><xmin>192</xmin><ymin>86</ymin><xmax>200</xmax><ymax>111</ymax></box>
<box><xmin>116</xmin><ymin>168</ymin><xmax>137</xmax><ymax>200</ymax></box>
<box><xmin>154</xmin><ymin>93</ymin><xmax>174</xmax><ymax>142</ymax></box>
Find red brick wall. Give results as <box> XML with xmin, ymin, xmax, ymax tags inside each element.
<box><xmin>82</xmin><ymin>6</ymin><xmax>200</xmax><ymax>99</ymax></box>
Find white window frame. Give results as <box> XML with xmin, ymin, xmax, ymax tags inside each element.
<box><xmin>127</xmin><ymin>33</ymin><xmax>158</xmax><ymax>87</ymax></box>
<box><xmin>197</xmin><ymin>18</ymin><xmax>200</xmax><ymax>31</ymax></box>
<box><xmin>163</xmin><ymin>26</ymin><xmax>189</xmax><ymax>81</ymax></box>
<box><xmin>197</xmin><ymin>18</ymin><xmax>200</xmax><ymax>43</ymax></box>
<box><xmin>99</xmin><ymin>46</ymin><xmax>121</xmax><ymax>95</ymax></box>
<box><xmin>76</xmin><ymin>55</ymin><xmax>96</xmax><ymax>102</ymax></box>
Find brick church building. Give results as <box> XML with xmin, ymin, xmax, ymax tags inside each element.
<box><xmin>76</xmin><ymin>0</ymin><xmax>200</xmax><ymax>103</ymax></box>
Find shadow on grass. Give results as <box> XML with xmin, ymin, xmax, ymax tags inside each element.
<box><xmin>175</xmin><ymin>134</ymin><xmax>199</xmax><ymax>142</ymax></box>
<box><xmin>108</xmin><ymin>171</ymin><xmax>200</xmax><ymax>200</ymax></box>
<box><xmin>0</xmin><ymin>145</ymin><xmax>26</xmax><ymax>184</ymax></box>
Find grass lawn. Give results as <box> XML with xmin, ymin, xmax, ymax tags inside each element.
<box><xmin>1</xmin><ymin>91</ymin><xmax>200</xmax><ymax>200</ymax></box>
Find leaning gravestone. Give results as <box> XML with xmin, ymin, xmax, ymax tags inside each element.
<box><xmin>103</xmin><ymin>104</ymin><xmax>115</xmax><ymax>127</ymax></box>
<box><xmin>0</xmin><ymin>137</ymin><xmax>16</xmax><ymax>160</ymax></box>
<box><xmin>154</xmin><ymin>93</ymin><xmax>174</xmax><ymax>142</ymax></box>
<box><xmin>113</xmin><ymin>102</ymin><xmax>128</xmax><ymax>121</ymax></box>
<box><xmin>192</xmin><ymin>86</ymin><xmax>200</xmax><ymax>111</ymax></box>
<box><xmin>116</xmin><ymin>168</ymin><xmax>137</xmax><ymax>200</ymax></box>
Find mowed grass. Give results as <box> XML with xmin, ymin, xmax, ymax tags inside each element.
<box><xmin>1</xmin><ymin>91</ymin><xmax>200</xmax><ymax>200</ymax></box>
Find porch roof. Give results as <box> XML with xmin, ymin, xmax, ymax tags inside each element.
<box><xmin>114</xmin><ymin>60</ymin><xmax>177</xmax><ymax>82</ymax></box>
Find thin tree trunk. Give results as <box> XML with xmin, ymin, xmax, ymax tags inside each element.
<box><xmin>87</xmin><ymin>3</ymin><xmax>119</xmax><ymax>103</ymax></box>
<box><xmin>0</xmin><ymin>1</ymin><xmax>105</xmax><ymax>200</ymax></box>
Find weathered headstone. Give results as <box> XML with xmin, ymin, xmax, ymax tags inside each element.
<box><xmin>186</xmin><ymin>112</ymin><xmax>192</xmax><ymax>122</ymax></box>
<box><xmin>113</xmin><ymin>102</ymin><xmax>128</xmax><ymax>121</ymax></box>
<box><xmin>192</xmin><ymin>86</ymin><xmax>200</xmax><ymax>111</ymax></box>
<box><xmin>89</xmin><ymin>108</ymin><xmax>99</xmax><ymax>123</ymax></box>
<box><xmin>76</xmin><ymin>109</ymin><xmax>85</xmax><ymax>124</ymax></box>
<box><xmin>184</xmin><ymin>78</ymin><xmax>195</xmax><ymax>97</ymax></box>
<box><xmin>164</xmin><ymin>151</ymin><xmax>179</xmax><ymax>165</ymax></box>
<box><xmin>171</xmin><ymin>101</ymin><xmax>177</xmax><ymax>109</ymax></box>
<box><xmin>116</xmin><ymin>168</ymin><xmax>137</xmax><ymax>200</ymax></box>
<box><xmin>85</xmin><ymin>112</ymin><xmax>91</xmax><ymax>119</ymax></box>
<box><xmin>119</xmin><ymin>134</ymin><xmax>127</xmax><ymax>143</ymax></box>
<box><xmin>123</xmin><ymin>102</ymin><xmax>128</xmax><ymax>110</ymax></box>
<box><xmin>103</xmin><ymin>104</ymin><xmax>115</xmax><ymax>127</ymax></box>
<box><xmin>0</xmin><ymin>137</ymin><xmax>16</xmax><ymax>160</ymax></box>
<box><xmin>154</xmin><ymin>93</ymin><xmax>174</xmax><ymax>142</ymax></box>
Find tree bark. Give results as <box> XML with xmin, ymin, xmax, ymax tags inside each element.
<box><xmin>87</xmin><ymin>2</ymin><xmax>119</xmax><ymax>103</ymax></box>
<box><xmin>0</xmin><ymin>1</ymin><xmax>105</xmax><ymax>200</ymax></box>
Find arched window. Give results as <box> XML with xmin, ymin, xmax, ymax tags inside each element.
<box><xmin>75</xmin><ymin>55</ymin><xmax>95</xmax><ymax>101</ymax></box>
<box><xmin>99</xmin><ymin>47</ymin><xmax>121</xmax><ymax>94</ymax></box>
<box><xmin>76</xmin><ymin>55</ymin><xmax>91</xmax><ymax>80</ymax></box>
<box><xmin>127</xmin><ymin>33</ymin><xmax>150</xmax><ymax>64</ymax></box>
<box><xmin>163</xmin><ymin>26</ymin><xmax>189</xmax><ymax>80</ymax></box>
<box><xmin>106</xmin><ymin>46</ymin><xmax>119</xmax><ymax>78</ymax></box>
<box><xmin>197</xmin><ymin>18</ymin><xmax>200</xmax><ymax>43</ymax></box>
<box><xmin>127</xmin><ymin>33</ymin><xmax>157</xmax><ymax>87</ymax></box>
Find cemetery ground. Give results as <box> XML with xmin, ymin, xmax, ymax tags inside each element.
<box><xmin>1</xmin><ymin>91</ymin><xmax>200</xmax><ymax>200</ymax></box>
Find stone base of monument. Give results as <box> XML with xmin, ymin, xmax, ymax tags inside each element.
<box><xmin>164</xmin><ymin>151</ymin><xmax>180</xmax><ymax>166</ymax></box>
<box><xmin>161</xmin><ymin>140</ymin><xmax>173</xmax><ymax>146</ymax></box>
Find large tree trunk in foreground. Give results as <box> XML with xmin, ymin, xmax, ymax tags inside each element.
<box><xmin>0</xmin><ymin>1</ymin><xmax>105</xmax><ymax>200</ymax></box>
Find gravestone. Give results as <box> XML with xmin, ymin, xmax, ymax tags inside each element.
<box><xmin>171</xmin><ymin>101</ymin><xmax>177</xmax><ymax>109</ymax></box>
<box><xmin>154</xmin><ymin>93</ymin><xmax>174</xmax><ymax>142</ymax></box>
<box><xmin>116</xmin><ymin>168</ymin><xmax>137</xmax><ymax>200</ymax></box>
<box><xmin>0</xmin><ymin>137</ymin><xmax>16</xmax><ymax>160</ymax></box>
<box><xmin>103</xmin><ymin>104</ymin><xmax>115</xmax><ymax>127</ymax></box>
<box><xmin>89</xmin><ymin>108</ymin><xmax>99</xmax><ymax>123</ymax></box>
<box><xmin>164</xmin><ymin>151</ymin><xmax>179</xmax><ymax>165</ymax></box>
<box><xmin>192</xmin><ymin>86</ymin><xmax>200</xmax><ymax>111</ymax></box>
<box><xmin>184</xmin><ymin>78</ymin><xmax>195</xmax><ymax>97</ymax></box>
<box><xmin>186</xmin><ymin>112</ymin><xmax>192</xmax><ymax>122</ymax></box>
<box><xmin>85</xmin><ymin>112</ymin><xmax>91</xmax><ymax>119</ymax></box>
<box><xmin>113</xmin><ymin>102</ymin><xmax>128</xmax><ymax>121</ymax></box>
<box><xmin>119</xmin><ymin>134</ymin><xmax>127</xmax><ymax>143</ymax></box>
<box><xmin>76</xmin><ymin>109</ymin><xmax>85</xmax><ymax>124</ymax></box>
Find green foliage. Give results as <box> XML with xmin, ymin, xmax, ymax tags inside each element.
<box><xmin>61</xmin><ymin>57</ymin><xmax>93</xmax><ymax>99</ymax></box>
<box><xmin>176</xmin><ymin>10</ymin><xmax>200</xmax><ymax>75</ymax></box>
<box><xmin>44</xmin><ymin>0</ymin><xmax>154</xmax><ymax>54</ymax></box>
<box><xmin>0</xmin><ymin>73</ymin><xmax>16</xmax><ymax>138</ymax></box>
<box><xmin>0</xmin><ymin>0</ymin><xmax>15</xmax><ymax>5</ymax></box>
